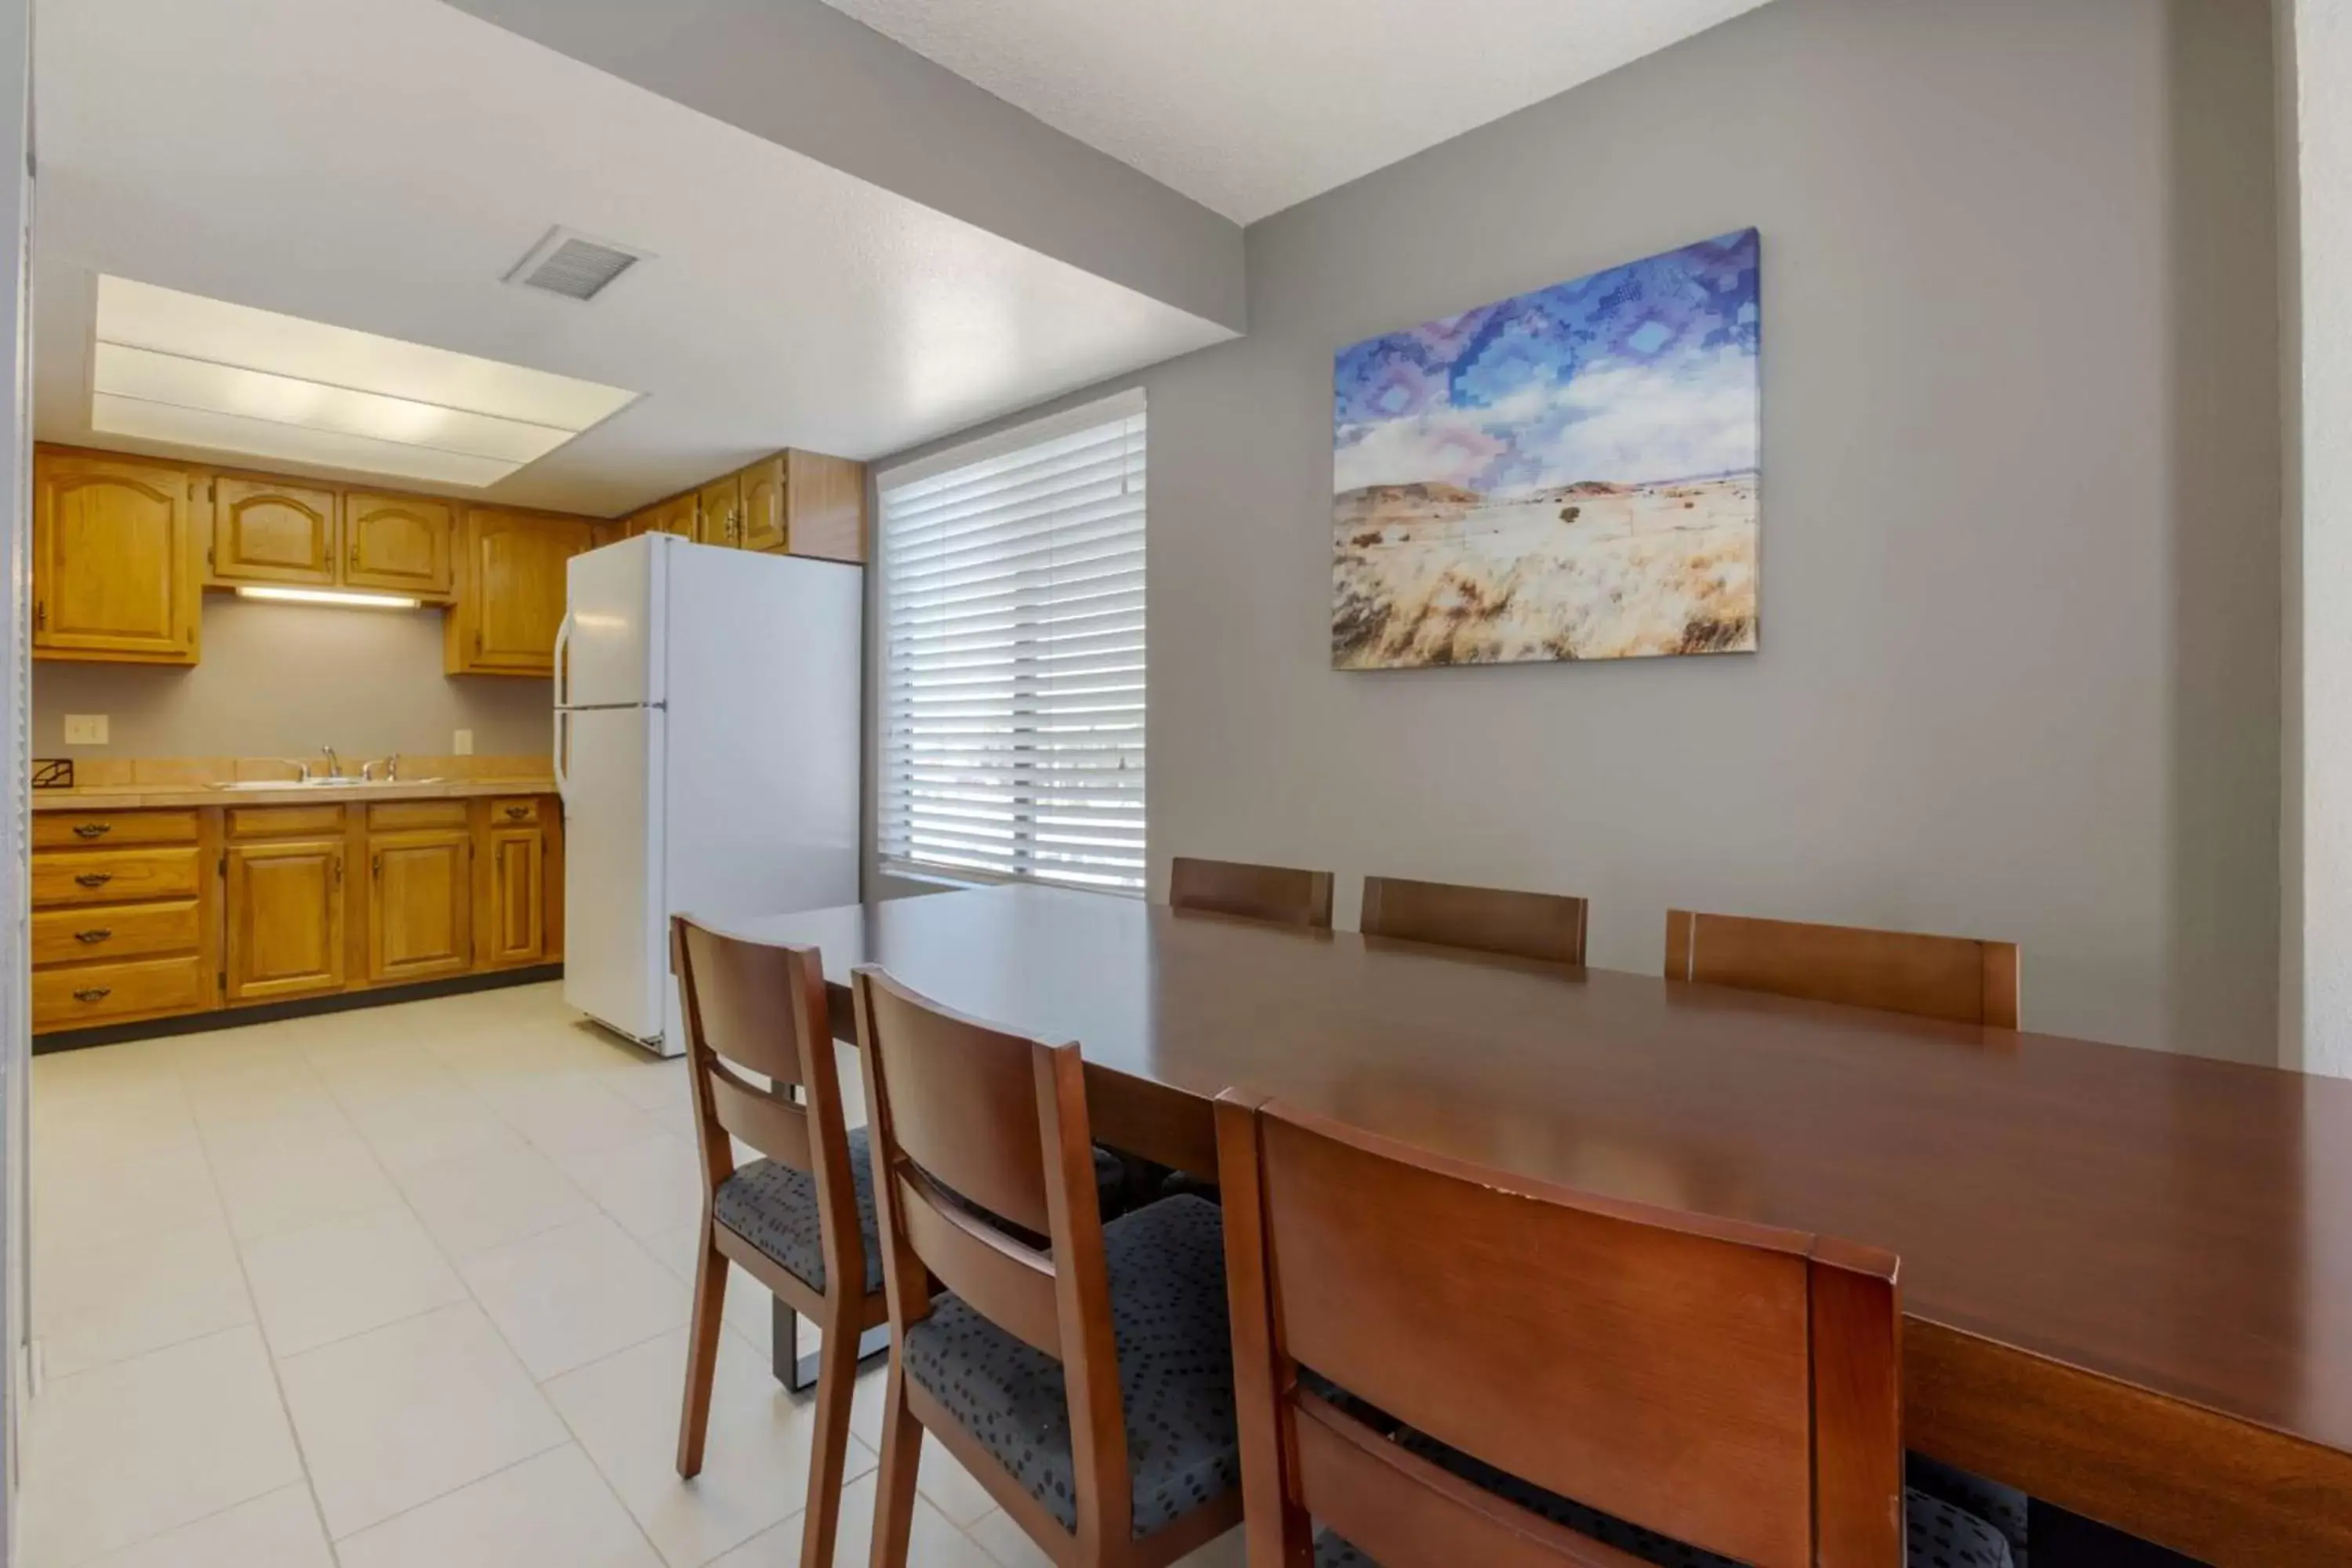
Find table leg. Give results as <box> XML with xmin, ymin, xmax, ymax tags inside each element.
<box><xmin>772</xmin><ymin>1295</ymin><xmax>891</xmax><ymax>1392</ymax></box>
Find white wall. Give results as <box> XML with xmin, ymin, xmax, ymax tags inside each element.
<box><xmin>876</xmin><ymin>0</ymin><xmax>2285</xmax><ymax>1062</ymax></box>
<box><xmin>1</xmin><ymin>0</ymin><xmax>31</xmax><ymax>1542</ymax></box>
<box><xmin>2281</xmin><ymin>0</ymin><xmax>2352</xmax><ymax>1076</ymax></box>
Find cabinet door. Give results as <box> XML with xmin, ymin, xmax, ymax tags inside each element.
<box><xmin>453</xmin><ymin>510</ymin><xmax>588</xmax><ymax>675</ymax></box>
<box><xmin>483</xmin><ymin>825</ymin><xmax>545</xmax><ymax>965</ymax></box>
<box><xmin>695</xmin><ymin>474</ymin><xmax>741</xmax><ymax>549</ymax></box>
<box><xmin>737</xmin><ymin>456</ymin><xmax>786</xmax><ymax>552</ymax></box>
<box><xmin>368</xmin><ymin>829</ymin><xmax>471</xmax><ymax>983</ymax></box>
<box><xmin>345</xmin><ymin>492</ymin><xmax>454</xmax><ymax>598</ymax></box>
<box><xmin>786</xmin><ymin>450</ymin><xmax>867</xmax><ymax>563</ymax></box>
<box><xmin>226</xmin><ymin>839</ymin><xmax>346</xmax><ymax>1002</ymax></box>
<box><xmin>212</xmin><ymin>475</ymin><xmax>337</xmax><ymax>586</ymax></box>
<box><xmin>637</xmin><ymin>494</ymin><xmax>695</xmax><ymax>539</ymax></box>
<box><xmin>32</xmin><ymin>449</ymin><xmax>199</xmax><ymax>662</ymax></box>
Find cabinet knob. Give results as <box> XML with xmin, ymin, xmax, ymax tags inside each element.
<box><xmin>74</xmin><ymin>871</ymin><xmax>112</xmax><ymax>887</ymax></box>
<box><xmin>72</xmin><ymin>822</ymin><xmax>111</xmax><ymax>839</ymax></box>
<box><xmin>72</xmin><ymin>928</ymin><xmax>112</xmax><ymax>944</ymax></box>
<box><xmin>71</xmin><ymin>987</ymin><xmax>111</xmax><ymax>1003</ymax></box>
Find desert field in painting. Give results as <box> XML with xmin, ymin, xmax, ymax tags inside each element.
<box><xmin>1330</xmin><ymin>474</ymin><xmax>1759</xmax><ymax>668</ymax></box>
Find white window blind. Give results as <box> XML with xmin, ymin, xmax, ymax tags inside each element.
<box><xmin>877</xmin><ymin>393</ymin><xmax>1145</xmax><ymax>892</ymax></box>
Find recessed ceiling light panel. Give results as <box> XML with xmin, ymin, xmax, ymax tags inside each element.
<box><xmin>89</xmin><ymin>274</ymin><xmax>640</xmax><ymax>487</ymax></box>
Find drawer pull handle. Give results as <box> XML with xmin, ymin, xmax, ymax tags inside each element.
<box><xmin>74</xmin><ymin>872</ymin><xmax>113</xmax><ymax>887</ymax></box>
<box><xmin>73</xmin><ymin>928</ymin><xmax>112</xmax><ymax>944</ymax></box>
<box><xmin>71</xmin><ymin>987</ymin><xmax>111</xmax><ymax>1003</ymax></box>
<box><xmin>72</xmin><ymin>822</ymin><xmax>111</xmax><ymax>839</ymax></box>
<box><xmin>504</xmin><ymin>806</ymin><xmax>529</xmax><ymax>819</ymax></box>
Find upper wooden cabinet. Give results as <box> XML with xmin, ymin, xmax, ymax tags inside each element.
<box><xmin>32</xmin><ymin>448</ymin><xmax>201</xmax><ymax>665</ymax></box>
<box><xmin>212</xmin><ymin>475</ymin><xmax>338</xmax><ymax>586</ymax></box>
<box><xmin>633</xmin><ymin>492</ymin><xmax>696</xmax><ymax>539</ymax></box>
<box><xmin>345</xmin><ymin>492</ymin><xmax>455</xmax><ymax>599</ymax></box>
<box><xmin>737</xmin><ymin>456</ymin><xmax>786</xmax><ymax>552</ymax></box>
<box><xmin>785</xmin><ymin>449</ymin><xmax>867</xmax><ymax>564</ymax></box>
<box><xmin>446</xmin><ymin>508</ymin><xmax>591</xmax><ymax>677</ymax></box>
<box><xmin>695</xmin><ymin>474</ymin><xmax>741</xmax><ymax>549</ymax></box>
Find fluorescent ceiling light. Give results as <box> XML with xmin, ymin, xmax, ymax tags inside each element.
<box><xmin>91</xmin><ymin>275</ymin><xmax>638</xmax><ymax>488</ymax></box>
<box><xmin>236</xmin><ymin>586</ymin><xmax>421</xmax><ymax>610</ymax></box>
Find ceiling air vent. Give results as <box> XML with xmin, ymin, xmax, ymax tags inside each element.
<box><xmin>504</xmin><ymin>227</ymin><xmax>649</xmax><ymax>303</ymax></box>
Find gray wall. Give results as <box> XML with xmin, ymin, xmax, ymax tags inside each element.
<box><xmin>31</xmin><ymin>597</ymin><xmax>551</xmax><ymax>760</ymax></box>
<box><xmin>877</xmin><ymin>0</ymin><xmax>2284</xmax><ymax>1062</ymax></box>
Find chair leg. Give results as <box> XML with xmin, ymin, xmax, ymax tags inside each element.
<box><xmin>676</xmin><ymin>1227</ymin><xmax>729</xmax><ymax>1479</ymax></box>
<box><xmin>868</xmin><ymin>1359</ymin><xmax>924</xmax><ymax>1568</ymax></box>
<box><xmin>796</xmin><ymin>1301</ymin><xmax>866</xmax><ymax>1568</ymax></box>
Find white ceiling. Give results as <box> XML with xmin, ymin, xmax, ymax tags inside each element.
<box><xmin>815</xmin><ymin>0</ymin><xmax>1778</xmax><ymax>223</ymax></box>
<box><xmin>32</xmin><ymin>0</ymin><xmax>1233</xmax><ymax>516</ymax></box>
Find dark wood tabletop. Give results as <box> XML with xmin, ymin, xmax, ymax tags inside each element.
<box><xmin>728</xmin><ymin>884</ymin><xmax>2352</xmax><ymax>1564</ymax></box>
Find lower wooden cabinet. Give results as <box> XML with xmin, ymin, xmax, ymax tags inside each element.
<box><xmin>226</xmin><ymin>837</ymin><xmax>347</xmax><ymax>1004</ymax></box>
<box><xmin>370</xmin><ymin>829</ymin><xmax>474</xmax><ymax>983</ymax></box>
<box><xmin>31</xmin><ymin>793</ymin><xmax>564</xmax><ymax>1037</ymax></box>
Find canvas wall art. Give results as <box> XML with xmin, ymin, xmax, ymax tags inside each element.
<box><xmin>1331</xmin><ymin>228</ymin><xmax>1761</xmax><ymax>669</ymax></box>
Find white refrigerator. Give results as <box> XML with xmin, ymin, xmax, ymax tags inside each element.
<box><xmin>555</xmin><ymin>532</ymin><xmax>862</xmax><ymax>1056</ymax></box>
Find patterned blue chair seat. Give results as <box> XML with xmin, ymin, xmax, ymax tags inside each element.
<box><xmin>1308</xmin><ymin>1428</ymin><xmax>2015</xmax><ymax>1568</ymax></box>
<box><xmin>901</xmin><ymin>1195</ymin><xmax>1239</xmax><ymax>1540</ymax></box>
<box><xmin>711</xmin><ymin>1127</ymin><xmax>884</xmax><ymax>1296</ymax></box>
<box><xmin>1909</xmin><ymin>1454</ymin><xmax>2030</xmax><ymax>1567</ymax></box>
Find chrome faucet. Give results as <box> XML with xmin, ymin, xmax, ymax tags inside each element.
<box><xmin>361</xmin><ymin>754</ymin><xmax>401</xmax><ymax>783</ymax></box>
<box><xmin>319</xmin><ymin>745</ymin><xmax>342</xmax><ymax>781</ymax></box>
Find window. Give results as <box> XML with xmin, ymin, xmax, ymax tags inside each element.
<box><xmin>877</xmin><ymin>390</ymin><xmax>1145</xmax><ymax>892</ymax></box>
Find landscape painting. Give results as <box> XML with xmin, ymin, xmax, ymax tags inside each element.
<box><xmin>1332</xmin><ymin>228</ymin><xmax>1761</xmax><ymax>669</ymax></box>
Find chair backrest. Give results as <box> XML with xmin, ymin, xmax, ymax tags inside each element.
<box><xmin>1169</xmin><ymin>855</ymin><xmax>1334</xmax><ymax>927</ymax></box>
<box><xmin>1360</xmin><ymin>875</ymin><xmax>1588</xmax><ymax>965</ymax></box>
<box><xmin>1215</xmin><ymin>1092</ymin><xmax>1903</xmax><ymax>1568</ymax></box>
<box><xmin>852</xmin><ymin>965</ymin><xmax>1134</xmax><ymax>1542</ymax></box>
<box><xmin>1664</xmin><ymin>908</ymin><xmax>2019</xmax><ymax>1029</ymax></box>
<box><xmin>670</xmin><ymin>916</ymin><xmax>864</xmax><ymax>1290</ymax></box>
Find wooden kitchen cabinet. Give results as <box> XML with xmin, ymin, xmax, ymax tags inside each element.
<box><xmin>633</xmin><ymin>492</ymin><xmax>696</xmax><ymax>539</ymax></box>
<box><xmin>210</xmin><ymin>474</ymin><xmax>338</xmax><ymax>586</ymax></box>
<box><xmin>368</xmin><ymin>829</ymin><xmax>473</xmax><ymax>983</ymax></box>
<box><xmin>445</xmin><ymin>509</ymin><xmax>591</xmax><ymax>676</ymax></box>
<box><xmin>785</xmin><ymin>449</ymin><xmax>868</xmax><ymax>563</ymax></box>
<box><xmin>344</xmin><ymin>491</ymin><xmax>455</xmax><ymax>599</ymax></box>
<box><xmin>695</xmin><ymin>474</ymin><xmax>741</xmax><ymax>549</ymax></box>
<box><xmin>481</xmin><ymin>823</ymin><xmax>546</xmax><ymax>966</ymax></box>
<box><xmin>737</xmin><ymin>456</ymin><xmax>786</xmax><ymax>551</ymax></box>
<box><xmin>225</xmin><ymin>837</ymin><xmax>347</xmax><ymax>1003</ymax></box>
<box><xmin>32</xmin><ymin>448</ymin><xmax>201</xmax><ymax>664</ymax></box>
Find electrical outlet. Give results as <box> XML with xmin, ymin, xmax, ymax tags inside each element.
<box><xmin>63</xmin><ymin>714</ymin><xmax>108</xmax><ymax>746</ymax></box>
<box><xmin>453</xmin><ymin>728</ymin><xmax>474</xmax><ymax>757</ymax></box>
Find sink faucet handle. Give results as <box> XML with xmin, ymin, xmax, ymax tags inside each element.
<box><xmin>385</xmin><ymin>753</ymin><xmax>400</xmax><ymax>782</ymax></box>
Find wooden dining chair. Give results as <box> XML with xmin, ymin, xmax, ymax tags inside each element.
<box><xmin>854</xmin><ymin>965</ymin><xmax>1246</xmax><ymax>1568</ymax></box>
<box><xmin>1359</xmin><ymin>875</ymin><xmax>1588</xmax><ymax>965</ymax></box>
<box><xmin>1664</xmin><ymin>908</ymin><xmax>2020</xmax><ymax>1029</ymax></box>
<box><xmin>1213</xmin><ymin>1091</ymin><xmax>2017</xmax><ymax>1568</ymax></box>
<box><xmin>670</xmin><ymin>916</ymin><xmax>887</xmax><ymax>1568</ymax></box>
<box><xmin>1169</xmin><ymin>855</ymin><xmax>1334</xmax><ymax>928</ymax></box>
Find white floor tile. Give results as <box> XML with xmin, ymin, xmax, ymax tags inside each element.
<box><xmin>78</xmin><ymin>1484</ymin><xmax>335</xmax><ymax>1568</ymax></box>
<box><xmin>277</xmin><ymin>1301</ymin><xmax>568</xmax><ymax>1539</ymax></box>
<box><xmin>394</xmin><ymin>1138</ymin><xmax>598</xmax><ymax>1259</ymax></box>
<box><xmin>32</xmin><ymin>1217</ymin><xmax>253</xmax><ymax>1377</ymax></box>
<box><xmin>546</xmin><ymin>1325</ymin><xmax>873</xmax><ymax>1568</ymax></box>
<box><xmin>489</xmin><ymin>1073</ymin><xmax>670</xmax><ymax>1157</ymax></box>
<box><xmin>552</xmin><ymin>1128</ymin><xmax>708</xmax><ymax>1240</ymax></box>
<box><xmin>21</xmin><ymin>1324</ymin><xmax>304</xmax><ymax>1566</ymax></box>
<box><xmin>459</xmin><ymin>1214</ymin><xmax>688</xmax><ymax>1381</ymax></box>
<box><xmin>964</xmin><ymin>1509</ymin><xmax>1055</xmax><ymax>1568</ymax></box>
<box><xmin>334</xmin><ymin>1444</ymin><xmax>662</xmax><ymax>1568</ymax></box>
<box><xmin>241</xmin><ymin>1203</ymin><xmax>468</xmax><ymax>1357</ymax></box>
<box><xmin>714</xmin><ymin>1472</ymin><xmax>993</xmax><ymax>1568</ymax></box>
<box><xmin>31</xmin><ymin>1135</ymin><xmax>223</xmax><ymax>1259</ymax></box>
<box><xmin>343</xmin><ymin>1083</ymin><xmax>524</xmax><ymax>1174</ymax></box>
<box><xmin>208</xmin><ymin>1123</ymin><xmax>401</xmax><ymax>1243</ymax></box>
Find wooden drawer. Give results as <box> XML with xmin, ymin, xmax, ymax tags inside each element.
<box><xmin>369</xmin><ymin>800</ymin><xmax>468</xmax><ymax>831</ymax></box>
<box><xmin>32</xmin><ymin>899</ymin><xmax>201</xmax><ymax>967</ymax></box>
<box><xmin>32</xmin><ymin>809</ymin><xmax>200</xmax><ymax>849</ymax></box>
<box><xmin>229</xmin><ymin>804</ymin><xmax>346</xmax><ymax>838</ymax></box>
<box><xmin>31</xmin><ymin>846</ymin><xmax>203</xmax><ymax>907</ymax></box>
<box><xmin>487</xmin><ymin>797</ymin><xmax>542</xmax><ymax>825</ymax></box>
<box><xmin>33</xmin><ymin>954</ymin><xmax>206</xmax><ymax>1032</ymax></box>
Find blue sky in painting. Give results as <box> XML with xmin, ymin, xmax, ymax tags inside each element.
<box><xmin>1334</xmin><ymin>228</ymin><xmax>1761</xmax><ymax>495</ymax></box>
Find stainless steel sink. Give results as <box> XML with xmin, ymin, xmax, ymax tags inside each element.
<box><xmin>206</xmin><ymin>778</ymin><xmax>447</xmax><ymax>791</ymax></box>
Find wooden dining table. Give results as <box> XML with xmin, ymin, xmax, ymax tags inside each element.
<box><xmin>731</xmin><ymin>883</ymin><xmax>2352</xmax><ymax>1565</ymax></box>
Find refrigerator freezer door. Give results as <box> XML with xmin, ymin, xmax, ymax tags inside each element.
<box><xmin>563</xmin><ymin>534</ymin><xmax>664</xmax><ymax>709</ymax></box>
<box><xmin>559</xmin><ymin>704</ymin><xmax>670</xmax><ymax>1049</ymax></box>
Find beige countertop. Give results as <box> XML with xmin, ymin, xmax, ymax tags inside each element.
<box><xmin>31</xmin><ymin>777</ymin><xmax>558</xmax><ymax>811</ymax></box>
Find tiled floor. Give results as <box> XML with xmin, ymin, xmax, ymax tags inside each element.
<box><xmin>21</xmin><ymin>982</ymin><xmax>1247</xmax><ymax>1568</ymax></box>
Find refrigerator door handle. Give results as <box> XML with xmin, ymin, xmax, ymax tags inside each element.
<box><xmin>554</xmin><ymin>708</ymin><xmax>571</xmax><ymax>805</ymax></box>
<box><xmin>551</xmin><ymin>609</ymin><xmax>575</xmax><ymax>710</ymax></box>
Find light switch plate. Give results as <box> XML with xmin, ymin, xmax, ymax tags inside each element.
<box><xmin>453</xmin><ymin>728</ymin><xmax>474</xmax><ymax>756</ymax></box>
<box><xmin>63</xmin><ymin>714</ymin><xmax>108</xmax><ymax>746</ymax></box>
